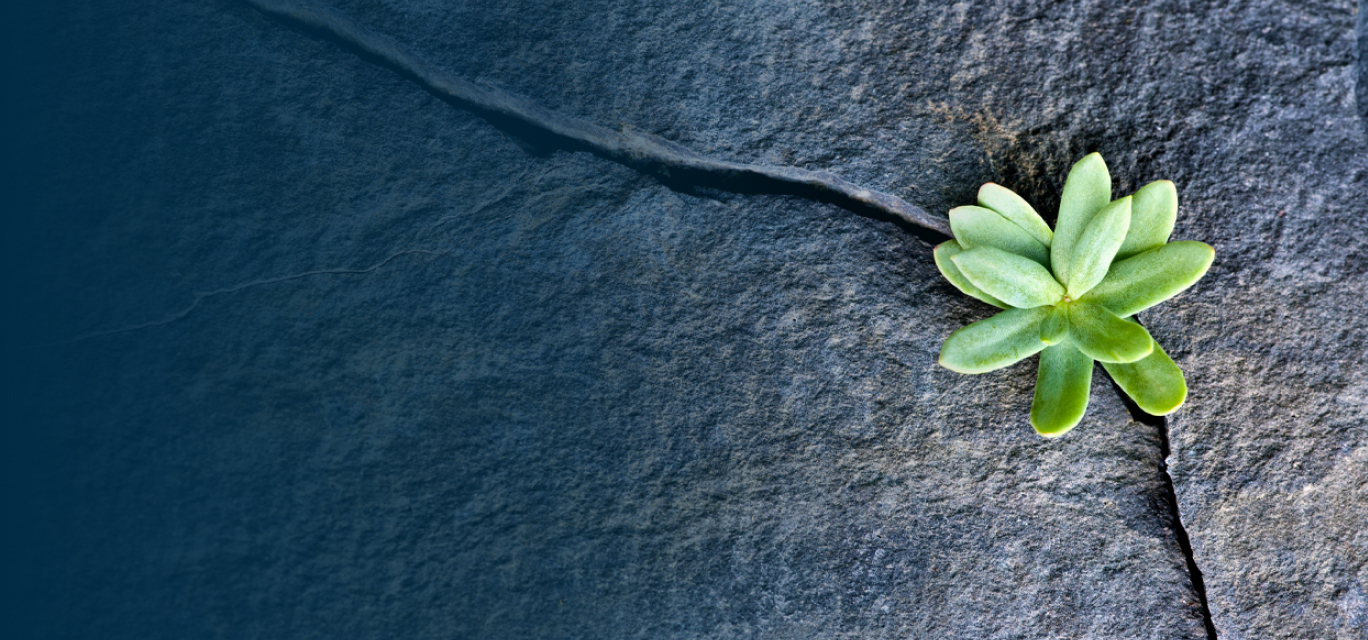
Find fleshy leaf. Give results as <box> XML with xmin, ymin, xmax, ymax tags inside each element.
<box><xmin>1066</xmin><ymin>302</ymin><xmax>1154</xmax><ymax>363</ymax></box>
<box><xmin>934</xmin><ymin>240</ymin><xmax>1008</xmax><ymax>308</ymax></box>
<box><xmin>1040</xmin><ymin>305</ymin><xmax>1068</xmax><ymax>345</ymax></box>
<box><xmin>1031</xmin><ymin>342</ymin><xmax>1093</xmax><ymax>437</ymax></box>
<box><xmin>1051</xmin><ymin>153</ymin><xmax>1111</xmax><ymax>283</ymax></box>
<box><xmin>1079</xmin><ymin>241</ymin><xmax>1215</xmax><ymax>317</ymax></box>
<box><xmin>1066</xmin><ymin>196</ymin><xmax>1132</xmax><ymax>298</ymax></box>
<box><xmin>1115</xmin><ymin>180</ymin><xmax>1177</xmax><ymax>261</ymax></box>
<box><xmin>1102</xmin><ymin>331</ymin><xmax>1187</xmax><ymax>416</ymax></box>
<box><xmin>977</xmin><ymin>183</ymin><xmax>1053</xmax><ymax>247</ymax></box>
<box><xmin>948</xmin><ymin>205</ymin><xmax>1050</xmax><ymax>267</ymax></box>
<box><xmin>939</xmin><ymin>306</ymin><xmax>1052</xmax><ymax>374</ymax></box>
<box><xmin>951</xmin><ymin>247</ymin><xmax>1065</xmax><ymax>309</ymax></box>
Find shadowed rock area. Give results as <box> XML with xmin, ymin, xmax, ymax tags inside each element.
<box><xmin>3</xmin><ymin>0</ymin><xmax>1364</xmax><ymax>638</ymax></box>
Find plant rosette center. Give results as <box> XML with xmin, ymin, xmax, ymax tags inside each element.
<box><xmin>933</xmin><ymin>153</ymin><xmax>1214</xmax><ymax>438</ymax></box>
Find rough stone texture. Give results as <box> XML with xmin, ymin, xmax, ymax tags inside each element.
<box><xmin>1359</xmin><ymin>0</ymin><xmax>1367</xmax><ymax>125</ymax></box>
<box><xmin>4</xmin><ymin>0</ymin><xmax>1365</xmax><ymax>638</ymax></box>
<box><xmin>1151</xmin><ymin>3</ymin><xmax>1368</xmax><ymax>638</ymax></box>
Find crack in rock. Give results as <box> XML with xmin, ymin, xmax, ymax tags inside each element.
<box><xmin>1155</xmin><ymin>414</ymin><xmax>1220</xmax><ymax>640</ymax></box>
<box><xmin>1103</xmin><ymin>350</ymin><xmax>1219</xmax><ymax>639</ymax></box>
<box><xmin>240</xmin><ymin>0</ymin><xmax>952</xmax><ymax>242</ymax></box>
<box><xmin>234</xmin><ymin>2</ymin><xmax>1221</xmax><ymax>634</ymax></box>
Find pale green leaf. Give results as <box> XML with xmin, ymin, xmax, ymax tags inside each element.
<box><xmin>1052</xmin><ymin>153</ymin><xmax>1111</xmax><ymax>283</ymax></box>
<box><xmin>1066</xmin><ymin>196</ymin><xmax>1132</xmax><ymax>298</ymax></box>
<box><xmin>1079</xmin><ymin>241</ymin><xmax>1215</xmax><ymax>317</ymax></box>
<box><xmin>1102</xmin><ymin>331</ymin><xmax>1187</xmax><ymax>416</ymax></box>
<box><xmin>1040</xmin><ymin>305</ymin><xmax>1068</xmax><ymax>345</ymax></box>
<box><xmin>1031</xmin><ymin>343</ymin><xmax>1093</xmax><ymax>438</ymax></box>
<box><xmin>949</xmin><ymin>205</ymin><xmax>1050</xmax><ymax>267</ymax></box>
<box><xmin>951</xmin><ymin>247</ymin><xmax>1065</xmax><ymax>309</ymax></box>
<box><xmin>1115</xmin><ymin>180</ymin><xmax>1177</xmax><ymax>261</ymax></box>
<box><xmin>977</xmin><ymin>183</ymin><xmax>1053</xmax><ymax>247</ymax></box>
<box><xmin>1066</xmin><ymin>302</ymin><xmax>1154</xmax><ymax>363</ymax></box>
<box><xmin>939</xmin><ymin>306</ymin><xmax>1052</xmax><ymax>374</ymax></box>
<box><xmin>934</xmin><ymin>240</ymin><xmax>1008</xmax><ymax>308</ymax></box>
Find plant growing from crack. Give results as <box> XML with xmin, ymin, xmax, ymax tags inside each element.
<box><xmin>934</xmin><ymin>153</ymin><xmax>1214</xmax><ymax>437</ymax></box>
<box><xmin>223</xmin><ymin>3</ymin><xmax>1209</xmax><ymax>442</ymax></box>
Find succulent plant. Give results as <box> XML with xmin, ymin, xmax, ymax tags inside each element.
<box><xmin>934</xmin><ymin>153</ymin><xmax>1214</xmax><ymax>437</ymax></box>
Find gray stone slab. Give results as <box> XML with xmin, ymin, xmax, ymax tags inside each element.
<box><xmin>8</xmin><ymin>0</ymin><xmax>1367</xmax><ymax>638</ymax></box>
<box><xmin>1151</xmin><ymin>1</ymin><xmax>1368</xmax><ymax>636</ymax></box>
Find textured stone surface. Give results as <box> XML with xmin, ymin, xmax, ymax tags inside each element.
<box><xmin>4</xmin><ymin>0</ymin><xmax>1365</xmax><ymax>638</ymax></box>
<box><xmin>1359</xmin><ymin>0</ymin><xmax>1367</xmax><ymax>125</ymax></box>
<box><xmin>1151</xmin><ymin>3</ymin><xmax>1368</xmax><ymax>638</ymax></box>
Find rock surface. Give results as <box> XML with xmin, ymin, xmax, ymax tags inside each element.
<box><xmin>4</xmin><ymin>0</ymin><xmax>1364</xmax><ymax>638</ymax></box>
<box><xmin>1154</xmin><ymin>2</ymin><xmax>1368</xmax><ymax>636</ymax></box>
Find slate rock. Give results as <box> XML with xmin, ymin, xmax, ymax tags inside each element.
<box><xmin>6</xmin><ymin>0</ymin><xmax>1366</xmax><ymax>638</ymax></box>
<box><xmin>1358</xmin><ymin>0</ymin><xmax>1368</xmax><ymax>126</ymax></box>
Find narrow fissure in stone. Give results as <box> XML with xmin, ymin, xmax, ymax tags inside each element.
<box><xmin>245</xmin><ymin>3</ymin><xmax>1222</xmax><ymax>634</ymax></box>
<box><xmin>1103</xmin><ymin>370</ymin><xmax>1218</xmax><ymax>639</ymax></box>
<box><xmin>241</xmin><ymin>0</ymin><xmax>952</xmax><ymax>240</ymax></box>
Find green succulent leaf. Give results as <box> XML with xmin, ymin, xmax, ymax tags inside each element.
<box><xmin>1031</xmin><ymin>342</ymin><xmax>1093</xmax><ymax>438</ymax></box>
<box><xmin>1066</xmin><ymin>196</ymin><xmax>1132</xmax><ymax>298</ymax></box>
<box><xmin>937</xmin><ymin>154</ymin><xmax>1209</xmax><ymax>437</ymax></box>
<box><xmin>977</xmin><ymin>183</ymin><xmax>1053</xmax><ymax>247</ymax></box>
<box><xmin>1066</xmin><ymin>302</ymin><xmax>1154</xmax><ymax>363</ymax></box>
<box><xmin>1040</xmin><ymin>305</ymin><xmax>1069</xmax><ymax>345</ymax></box>
<box><xmin>939</xmin><ymin>306</ymin><xmax>1052</xmax><ymax>374</ymax></box>
<box><xmin>934</xmin><ymin>240</ymin><xmax>1008</xmax><ymax>309</ymax></box>
<box><xmin>1102</xmin><ymin>330</ymin><xmax>1187</xmax><ymax>416</ymax></box>
<box><xmin>1115</xmin><ymin>180</ymin><xmax>1178</xmax><ymax>261</ymax></box>
<box><xmin>948</xmin><ymin>205</ymin><xmax>1051</xmax><ymax>267</ymax></box>
<box><xmin>1078</xmin><ymin>241</ymin><xmax>1215</xmax><ymax>317</ymax></box>
<box><xmin>951</xmin><ymin>246</ymin><xmax>1065</xmax><ymax>309</ymax></box>
<box><xmin>1051</xmin><ymin>153</ymin><xmax>1111</xmax><ymax>284</ymax></box>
